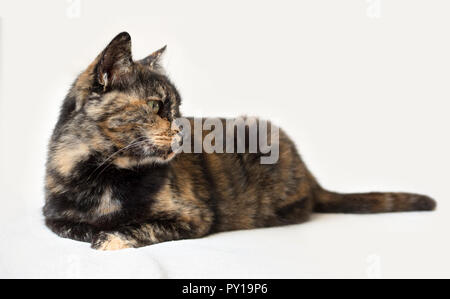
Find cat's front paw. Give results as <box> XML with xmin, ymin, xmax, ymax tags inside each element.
<box><xmin>91</xmin><ymin>232</ymin><xmax>136</xmax><ymax>251</ymax></box>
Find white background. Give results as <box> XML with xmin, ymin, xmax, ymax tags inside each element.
<box><xmin>0</xmin><ymin>0</ymin><xmax>449</xmax><ymax>278</ymax></box>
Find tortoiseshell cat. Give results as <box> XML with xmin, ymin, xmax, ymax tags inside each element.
<box><xmin>44</xmin><ymin>32</ymin><xmax>436</xmax><ymax>250</ymax></box>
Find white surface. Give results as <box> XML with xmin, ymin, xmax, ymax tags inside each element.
<box><xmin>1</xmin><ymin>210</ymin><xmax>448</xmax><ymax>279</ymax></box>
<box><xmin>1</xmin><ymin>0</ymin><xmax>449</xmax><ymax>278</ymax></box>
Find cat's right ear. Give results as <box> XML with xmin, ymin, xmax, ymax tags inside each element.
<box><xmin>138</xmin><ymin>45</ymin><xmax>167</xmax><ymax>69</ymax></box>
<box><xmin>94</xmin><ymin>32</ymin><xmax>134</xmax><ymax>90</ymax></box>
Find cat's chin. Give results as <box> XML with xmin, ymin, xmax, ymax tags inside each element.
<box><xmin>112</xmin><ymin>151</ymin><xmax>178</xmax><ymax>169</ymax></box>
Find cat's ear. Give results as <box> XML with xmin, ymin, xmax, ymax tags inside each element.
<box><xmin>95</xmin><ymin>32</ymin><xmax>134</xmax><ymax>89</ymax></box>
<box><xmin>138</xmin><ymin>45</ymin><xmax>166</xmax><ymax>69</ymax></box>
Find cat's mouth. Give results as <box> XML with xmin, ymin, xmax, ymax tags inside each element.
<box><xmin>129</xmin><ymin>135</ymin><xmax>178</xmax><ymax>161</ymax></box>
<box><xmin>113</xmin><ymin>141</ymin><xmax>177</xmax><ymax>169</ymax></box>
<box><xmin>110</xmin><ymin>132</ymin><xmax>181</xmax><ymax>168</ymax></box>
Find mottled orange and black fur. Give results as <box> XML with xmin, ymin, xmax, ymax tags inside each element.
<box><xmin>44</xmin><ymin>32</ymin><xmax>436</xmax><ymax>250</ymax></box>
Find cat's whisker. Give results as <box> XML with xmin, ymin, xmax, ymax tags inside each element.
<box><xmin>92</xmin><ymin>140</ymin><xmax>149</xmax><ymax>179</ymax></box>
<box><xmin>86</xmin><ymin>137</ymin><xmax>148</xmax><ymax>180</ymax></box>
<box><xmin>102</xmin><ymin>137</ymin><xmax>147</xmax><ymax>161</ymax></box>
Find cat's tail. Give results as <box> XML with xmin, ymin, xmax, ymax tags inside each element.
<box><xmin>313</xmin><ymin>188</ymin><xmax>436</xmax><ymax>214</ymax></box>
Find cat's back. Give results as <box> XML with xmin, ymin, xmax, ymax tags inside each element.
<box><xmin>163</xmin><ymin>117</ymin><xmax>317</xmax><ymax>231</ymax></box>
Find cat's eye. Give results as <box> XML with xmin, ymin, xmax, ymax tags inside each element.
<box><xmin>148</xmin><ymin>100</ymin><xmax>161</xmax><ymax>113</ymax></box>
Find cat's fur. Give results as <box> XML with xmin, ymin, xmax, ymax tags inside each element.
<box><xmin>43</xmin><ymin>32</ymin><xmax>436</xmax><ymax>250</ymax></box>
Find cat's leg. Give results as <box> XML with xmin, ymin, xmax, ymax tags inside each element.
<box><xmin>273</xmin><ymin>196</ymin><xmax>314</xmax><ymax>226</ymax></box>
<box><xmin>91</xmin><ymin>218</ymin><xmax>212</xmax><ymax>251</ymax></box>
<box><xmin>45</xmin><ymin>218</ymin><xmax>96</xmax><ymax>243</ymax></box>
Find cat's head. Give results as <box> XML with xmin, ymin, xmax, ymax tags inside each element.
<box><xmin>63</xmin><ymin>32</ymin><xmax>182</xmax><ymax>166</ymax></box>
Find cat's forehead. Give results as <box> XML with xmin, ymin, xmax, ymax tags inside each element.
<box><xmin>101</xmin><ymin>89</ymin><xmax>165</xmax><ymax>107</ymax></box>
<box><xmin>102</xmin><ymin>76</ymin><xmax>166</xmax><ymax>103</ymax></box>
<box><xmin>118</xmin><ymin>68</ymin><xmax>167</xmax><ymax>97</ymax></box>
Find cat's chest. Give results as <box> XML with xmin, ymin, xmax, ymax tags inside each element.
<box><xmin>93</xmin><ymin>164</ymin><xmax>169</xmax><ymax>217</ymax></box>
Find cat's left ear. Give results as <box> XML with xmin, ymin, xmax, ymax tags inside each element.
<box><xmin>138</xmin><ymin>45</ymin><xmax>166</xmax><ymax>69</ymax></box>
<box><xmin>95</xmin><ymin>32</ymin><xmax>134</xmax><ymax>89</ymax></box>
<box><xmin>72</xmin><ymin>32</ymin><xmax>134</xmax><ymax>111</ymax></box>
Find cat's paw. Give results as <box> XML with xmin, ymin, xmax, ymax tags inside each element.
<box><xmin>91</xmin><ymin>232</ymin><xmax>135</xmax><ymax>251</ymax></box>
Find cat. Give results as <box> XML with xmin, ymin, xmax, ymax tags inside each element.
<box><xmin>43</xmin><ymin>32</ymin><xmax>436</xmax><ymax>251</ymax></box>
